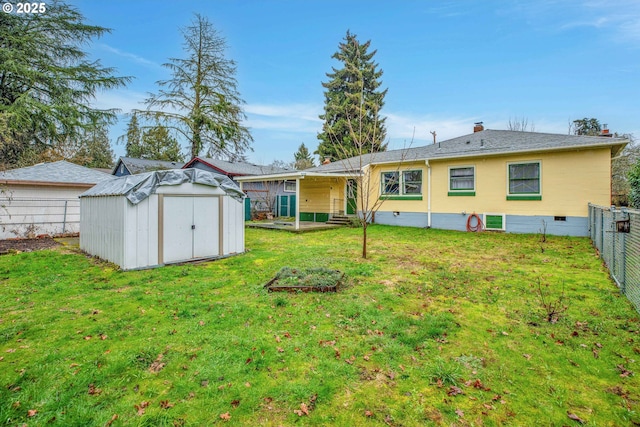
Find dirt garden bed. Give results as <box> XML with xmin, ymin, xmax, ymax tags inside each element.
<box><xmin>264</xmin><ymin>267</ymin><xmax>344</xmax><ymax>293</ymax></box>
<box><xmin>0</xmin><ymin>236</ymin><xmax>61</xmax><ymax>254</ymax></box>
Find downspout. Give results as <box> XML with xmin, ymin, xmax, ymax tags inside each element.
<box><xmin>295</xmin><ymin>174</ymin><xmax>304</xmax><ymax>230</ymax></box>
<box><xmin>425</xmin><ymin>160</ymin><xmax>432</xmax><ymax>228</ymax></box>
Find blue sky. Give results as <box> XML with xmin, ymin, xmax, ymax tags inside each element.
<box><xmin>72</xmin><ymin>0</ymin><xmax>640</xmax><ymax>165</ymax></box>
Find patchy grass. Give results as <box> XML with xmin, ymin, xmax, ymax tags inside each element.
<box><xmin>0</xmin><ymin>225</ymin><xmax>638</xmax><ymax>426</ymax></box>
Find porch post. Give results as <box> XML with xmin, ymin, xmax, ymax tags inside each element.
<box><xmin>295</xmin><ymin>178</ymin><xmax>301</xmax><ymax>230</ymax></box>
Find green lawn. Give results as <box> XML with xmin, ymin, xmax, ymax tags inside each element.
<box><xmin>0</xmin><ymin>226</ymin><xmax>638</xmax><ymax>426</ymax></box>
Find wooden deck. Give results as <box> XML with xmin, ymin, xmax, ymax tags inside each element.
<box><xmin>245</xmin><ymin>221</ymin><xmax>343</xmax><ymax>233</ymax></box>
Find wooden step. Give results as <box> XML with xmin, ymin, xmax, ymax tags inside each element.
<box><xmin>326</xmin><ymin>215</ymin><xmax>352</xmax><ymax>225</ymax></box>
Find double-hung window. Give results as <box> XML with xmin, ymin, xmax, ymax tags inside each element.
<box><xmin>381</xmin><ymin>170</ymin><xmax>422</xmax><ymax>199</ymax></box>
<box><xmin>283</xmin><ymin>181</ymin><xmax>296</xmax><ymax>192</ymax></box>
<box><xmin>507</xmin><ymin>161</ymin><xmax>541</xmax><ymax>200</ymax></box>
<box><xmin>448</xmin><ymin>166</ymin><xmax>475</xmax><ymax>196</ymax></box>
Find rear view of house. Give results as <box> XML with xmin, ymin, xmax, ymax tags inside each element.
<box><xmin>237</xmin><ymin>127</ymin><xmax>628</xmax><ymax>236</ymax></box>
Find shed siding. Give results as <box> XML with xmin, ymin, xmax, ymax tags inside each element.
<box><xmin>80</xmin><ymin>196</ymin><xmax>127</xmax><ymax>267</ymax></box>
<box><xmin>222</xmin><ymin>196</ymin><xmax>245</xmax><ymax>255</ymax></box>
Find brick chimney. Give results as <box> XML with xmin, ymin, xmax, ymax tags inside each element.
<box><xmin>322</xmin><ymin>157</ymin><xmax>331</xmax><ymax>165</ymax></box>
<box><xmin>473</xmin><ymin>122</ymin><xmax>484</xmax><ymax>133</ymax></box>
<box><xmin>600</xmin><ymin>124</ymin><xmax>611</xmax><ymax>137</ymax></box>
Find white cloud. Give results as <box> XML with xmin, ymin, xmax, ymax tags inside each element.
<box><xmin>510</xmin><ymin>0</ymin><xmax>640</xmax><ymax>45</ymax></box>
<box><xmin>97</xmin><ymin>44</ymin><xmax>162</xmax><ymax>68</ymax></box>
<box><xmin>91</xmin><ymin>89</ymin><xmax>148</xmax><ymax>114</ymax></box>
<box><xmin>245</xmin><ymin>102</ymin><xmax>322</xmax><ymax>134</ymax></box>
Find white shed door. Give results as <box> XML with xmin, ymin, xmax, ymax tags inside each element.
<box><xmin>163</xmin><ymin>196</ymin><xmax>220</xmax><ymax>264</ymax></box>
<box><xmin>193</xmin><ymin>197</ymin><xmax>219</xmax><ymax>258</ymax></box>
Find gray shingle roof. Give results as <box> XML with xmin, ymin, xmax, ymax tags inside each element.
<box><xmin>306</xmin><ymin>129</ymin><xmax>628</xmax><ymax>173</ymax></box>
<box><xmin>186</xmin><ymin>157</ymin><xmax>291</xmax><ymax>176</ymax></box>
<box><xmin>114</xmin><ymin>157</ymin><xmax>185</xmax><ymax>175</ymax></box>
<box><xmin>0</xmin><ymin>160</ymin><xmax>114</xmax><ymax>185</ymax></box>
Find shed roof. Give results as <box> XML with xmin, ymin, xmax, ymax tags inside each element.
<box><xmin>80</xmin><ymin>168</ymin><xmax>244</xmax><ymax>204</ymax></box>
<box><xmin>0</xmin><ymin>160</ymin><xmax>114</xmax><ymax>185</ymax></box>
<box><xmin>183</xmin><ymin>157</ymin><xmax>291</xmax><ymax>176</ymax></box>
<box><xmin>112</xmin><ymin>157</ymin><xmax>185</xmax><ymax>175</ymax></box>
<box><xmin>305</xmin><ymin>129</ymin><xmax>628</xmax><ymax>173</ymax></box>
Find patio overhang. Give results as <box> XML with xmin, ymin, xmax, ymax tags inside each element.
<box><xmin>237</xmin><ymin>171</ymin><xmax>360</xmax><ymax>230</ymax></box>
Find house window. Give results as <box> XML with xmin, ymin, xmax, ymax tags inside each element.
<box><xmin>283</xmin><ymin>180</ymin><xmax>296</xmax><ymax>192</ymax></box>
<box><xmin>403</xmin><ymin>170</ymin><xmax>422</xmax><ymax>195</ymax></box>
<box><xmin>381</xmin><ymin>170</ymin><xmax>422</xmax><ymax>198</ymax></box>
<box><xmin>508</xmin><ymin>162</ymin><xmax>541</xmax><ymax>200</ymax></box>
<box><xmin>381</xmin><ymin>171</ymin><xmax>399</xmax><ymax>195</ymax></box>
<box><xmin>449</xmin><ymin>166</ymin><xmax>475</xmax><ymax>196</ymax></box>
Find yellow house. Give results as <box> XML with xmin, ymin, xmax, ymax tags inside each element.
<box><xmin>236</xmin><ymin>128</ymin><xmax>628</xmax><ymax>236</ymax></box>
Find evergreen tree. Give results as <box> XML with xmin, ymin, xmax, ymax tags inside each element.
<box><xmin>294</xmin><ymin>143</ymin><xmax>315</xmax><ymax>170</ymax></box>
<box><xmin>572</xmin><ymin>118</ymin><xmax>602</xmax><ymax>136</ymax></box>
<box><xmin>316</xmin><ymin>30</ymin><xmax>387</xmax><ymax>162</ymax></box>
<box><xmin>139</xmin><ymin>14</ymin><xmax>252</xmax><ymax>160</ymax></box>
<box><xmin>139</xmin><ymin>124</ymin><xmax>184</xmax><ymax>162</ymax></box>
<box><xmin>73</xmin><ymin>125</ymin><xmax>115</xmax><ymax>168</ymax></box>
<box><xmin>629</xmin><ymin>158</ymin><xmax>640</xmax><ymax>209</ymax></box>
<box><xmin>0</xmin><ymin>1</ymin><xmax>130</xmax><ymax>168</ymax></box>
<box><xmin>121</xmin><ymin>114</ymin><xmax>143</xmax><ymax>158</ymax></box>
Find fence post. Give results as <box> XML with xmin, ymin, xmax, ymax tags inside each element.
<box><xmin>62</xmin><ymin>200</ymin><xmax>68</xmax><ymax>233</ymax></box>
<box><xmin>612</xmin><ymin>209</ymin><xmax>616</xmax><ymax>285</ymax></box>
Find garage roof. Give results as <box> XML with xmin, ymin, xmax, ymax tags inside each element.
<box><xmin>0</xmin><ymin>160</ymin><xmax>114</xmax><ymax>185</ymax></box>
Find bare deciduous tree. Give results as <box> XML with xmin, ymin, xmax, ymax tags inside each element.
<box><xmin>507</xmin><ymin>117</ymin><xmax>535</xmax><ymax>132</ymax></box>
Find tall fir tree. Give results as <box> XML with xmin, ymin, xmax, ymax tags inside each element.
<box><xmin>139</xmin><ymin>14</ymin><xmax>252</xmax><ymax>160</ymax></box>
<box><xmin>316</xmin><ymin>31</ymin><xmax>387</xmax><ymax>162</ymax></box>
<box><xmin>294</xmin><ymin>143</ymin><xmax>315</xmax><ymax>170</ymax></box>
<box><xmin>122</xmin><ymin>114</ymin><xmax>143</xmax><ymax>158</ymax></box>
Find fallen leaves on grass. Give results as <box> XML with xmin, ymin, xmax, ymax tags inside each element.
<box><xmin>27</xmin><ymin>409</ymin><xmax>37</xmax><ymax>417</ymax></box>
<box><xmin>567</xmin><ymin>411</ymin><xmax>585</xmax><ymax>424</ymax></box>
<box><xmin>220</xmin><ymin>412</ymin><xmax>231</xmax><ymax>421</ymax></box>
<box><xmin>87</xmin><ymin>383</ymin><xmax>102</xmax><ymax>395</ymax></box>
<box><xmin>148</xmin><ymin>354</ymin><xmax>166</xmax><ymax>373</ymax></box>
<box><xmin>455</xmin><ymin>408</ymin><xmax>464</xmax><ymax>418</ymax></box>
<box><xmin>294</xmin><ymin>402</ymin><xmax>310</xmax><ymax>416</ymax></box>
<box><xmin>160</xmin><ymin>400</ymin><xmax>174</xmax><ymax>409</ymax></box>
<box><xmin>135</xmin><ymin>401</ymin><xmax>149</xmax><ymax>416</ymax></box>
<box><xmin>105</xmin><ymin>414</ymin><xmax>118</xmax><ymax>426</ymax></box>
<box><xmin>447</xmin><ymin>386</ymin><xmax>464</xmax><ymax>396</ymax></box>
<box><xmin>617</xmin><ymin>364</ymin><xmax>633</xmax><ymax>378</ymax></box>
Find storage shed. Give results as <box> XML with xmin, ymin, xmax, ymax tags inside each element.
<box><xmin>79</xmin><ymin>169</ymin><xmax>245</xmax><ymax>270</ymax></box>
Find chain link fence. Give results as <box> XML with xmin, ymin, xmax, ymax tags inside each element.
<box><xmin>0</xmin><ymin>197</ymin><xmax>80</xmax><ymax>239</ymax></box>
<box><xmin>589</xmin><ymin>203</ymin><xmax>640</xmax><ymax>313</ymax></box>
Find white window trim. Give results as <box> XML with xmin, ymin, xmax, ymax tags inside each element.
<box><xmin>448</xmin><ymin>165</ymin><xmax>476</xmax><ymax>192</ymax></box>
<box><xmin>483</xmin><ymin>213</ymin><xmax>506</xmax><ymax>231</ymax></box>
<box><xmin>380</xmin><ymin>169</ymin><xmax>423</xmax><ymax>196</ymax></box>
<box><xmin>506</xmin><ymin>160</ymin><xmax>542</xmax><ymax>197</ymax></box>
<box><xmin>283</xmin><ymin>180</ymin><xmax>296</xmax><ymax>193</ymax></box>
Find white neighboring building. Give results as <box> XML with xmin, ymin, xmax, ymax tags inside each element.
<box><xmin>79</xmin><ymin>169</ymin><xmax>245</xmax><ymax>270</ymax></box>
<box><xmin>0</xmin><ymin>161</ymin><xmax>113</xmax><ymax>239</ymax></box>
